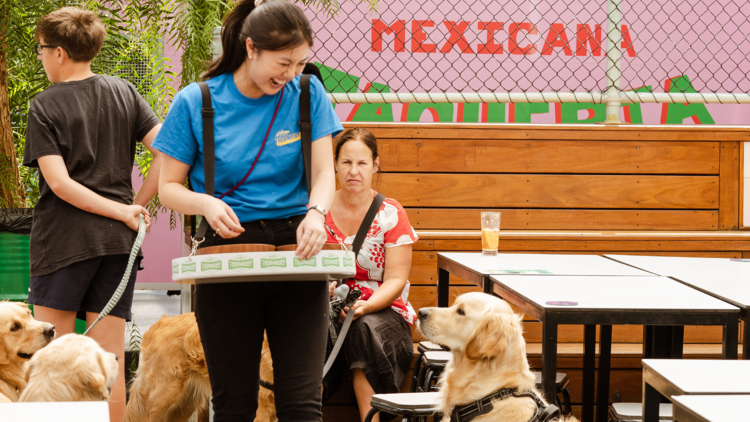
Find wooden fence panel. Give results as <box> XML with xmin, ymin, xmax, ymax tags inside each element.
<box><xmin>378</xmin><ymin>140</ymin><xmax>720</xmax><ymax>174</ymax></box>
<box><xmin>380</xmin><ymin>174</ymin><xmax>719</xmax><ymax>209</ymax></box>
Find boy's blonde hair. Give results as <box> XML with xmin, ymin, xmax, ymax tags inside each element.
<box><xmin>34</xmin><ymin>7</ymin><xmax>106</xmax><ymax>62</ymax></box>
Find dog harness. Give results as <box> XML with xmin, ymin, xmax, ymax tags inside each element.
<box><xmin>450</xmin><ymin>387</ymin><xmax>561</xmax><ymax>422</ymax></box>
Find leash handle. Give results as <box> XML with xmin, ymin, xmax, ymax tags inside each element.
<box><xmin>84</xmin><ymin>215</ymin><xmax>146</xmax><ymax>336</ymax></box>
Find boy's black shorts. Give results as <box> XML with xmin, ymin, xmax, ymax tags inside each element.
<box><xmin>28</xmin><ymin>254</ymin><xmax>142</xmax><ymax>322</ymax></box>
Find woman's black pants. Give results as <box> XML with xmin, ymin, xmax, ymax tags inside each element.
<box><xmin>194</xmin><ymin>215</ymin><xmax>329</xmax><ymax>422</ymax></box>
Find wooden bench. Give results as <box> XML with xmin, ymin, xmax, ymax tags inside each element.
<box><xmin>322</xmin><ymin>123</ymin><xmax>749</xmax><ymax>421</ymax></box>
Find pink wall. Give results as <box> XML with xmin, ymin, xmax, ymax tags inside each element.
<box><xmin>131</xmin><ymin>167</ymin><xmax>181</xmax><ymax>286</ymax></box>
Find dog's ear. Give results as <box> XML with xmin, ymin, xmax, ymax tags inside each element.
<box><xmin>88</xmin><ymin>354</ymin><xmax>111</xmax><ymax>401</ymax></box>
<box><xmin>184</xmin><ymin>322</ymin><xmax>204</xmax><ymax>363</ymax></box>
<box><xmin>0</xmin><ymin>338</ymin><xmax>9</xmax><ymax>365</ymax></box>
<box><xmin>465</xmin><ymin>312</ymin><xmax>513</xmax><ymax>360</ymax></box>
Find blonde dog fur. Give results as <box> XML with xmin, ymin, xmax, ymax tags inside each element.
<box><xmin>0</xmin><ymin>301</ymin><xmax>55</xmax><ymax>402</ymax></box>
<box><xmin>126</xmin><ymin>312</ymin><xmax>276</xmax><ymax>422</ymax></box>
<box><xmin>418</xmin><ymin>292</ymin><xmax>576</xmax><ymax>422</ymax></box>
<box><xmin>20</xmin><ymin>334</ymin><xmax>118</xmax><ymax>402</ymax></box>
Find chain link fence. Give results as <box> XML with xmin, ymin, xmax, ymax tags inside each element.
<box><xmin>302</xmin><ymin>0</ymin><xmax>750</xmax><ymax>119</ymax></box>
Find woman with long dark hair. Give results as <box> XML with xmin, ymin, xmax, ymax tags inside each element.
<box><xmin>153</xmin><ymin>0</ymin><xmax>342</xmax><ymax>420</ymax></box>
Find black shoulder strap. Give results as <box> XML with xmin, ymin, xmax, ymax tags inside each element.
<box><xmin>300</xmin><ymin>74</ymin><xmax>313</xmax><ymax>197</ymax></box>
<box><xmin>352</xmin><ymin>193</ymin><xmax>386</xmax><ymax>256</ymax></box>
<box><xmin>195</xmin><ymin>82</ymin><xmax>214</xmax><ymax>239</ymax></box>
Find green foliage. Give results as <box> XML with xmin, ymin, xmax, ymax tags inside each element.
<box><xmin>126</xmin><ymin>313</ymin><xmax>142</xmax><ymax>377</ymax></box>
<box><xmin>4</xmin><ymin>0</ymin><xmax>373</xmax><ymax>215</ymax></box>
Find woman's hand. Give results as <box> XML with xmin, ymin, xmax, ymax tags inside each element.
<box><xmin>120</xmin><ymin>205</ymin><xmax>151</xmax><ymax>232</ymax></box>
<box><xmin>296</xmin><ymin>211</ymin><xmax>327</xmax><ymax>260</ymax></box>
<box><xmin>340</xmin><ymin>300</ymin><xmax>370</xmax><ymax>321</ymax></box>
<box><xmin>201</xmin><ymin>195</ymin><xmax>245</xmax><ymax>239</ymax></box>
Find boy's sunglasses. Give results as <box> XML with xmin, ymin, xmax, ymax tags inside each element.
<box><xmin>35</xmin><ymin>44</ymin><xmax>70</xmax><ymax>57</ymax></box>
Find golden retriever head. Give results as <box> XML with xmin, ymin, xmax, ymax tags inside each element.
<box><xmin>20</xmin><ymin>334</ymin><xmax>119</xmax><ymax>402</ymax></box>
<box><xmin>0</xmin><ymin>301</ymin><xmax>55</xmax><ymax>366</ymax></box>
<box><xmin>417</xmin><ymin>293</ymin><xmax>518</xmax><ymax>356</ymax></box>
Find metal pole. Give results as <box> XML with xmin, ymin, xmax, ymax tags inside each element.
<box><xmin>604</xmin><ymin>0</ymin><xmax>623</xmax><ymax>124</ymax></box>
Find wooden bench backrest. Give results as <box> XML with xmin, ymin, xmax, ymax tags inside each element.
<box><xmin>342</xmin><ymin>123</ymin><xmax>746</xmax><ymax>231</ymax></box>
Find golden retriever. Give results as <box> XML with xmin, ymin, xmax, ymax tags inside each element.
<box><xmin>0</xmin><ymin>301</ymin><xmax>55</xmax><ymax>402</ymax></box>
<box><xmin>19</xmin><ymin>334</ymin><xmax>119</xmax><ymax>402</ymax></box>
<box><xmin>125</xmin><ymin>312</ymin><xmax>276</xmax><ymax>422</ymax></box>
<box><xmin>417</xmin><ymin>292</ymin><xmax>576</xmax><ymax>422</ymax></box>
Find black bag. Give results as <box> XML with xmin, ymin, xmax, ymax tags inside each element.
<box><xmin>0</xmin><ymin>208</ymin><xmax>33</xmax><ymax>236</ymax></box>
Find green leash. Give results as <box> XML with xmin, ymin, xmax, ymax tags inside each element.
<box><xmin>83</xmin><ymin>215</ymin><xmax>146</xmax><ymax>336</ymax></box>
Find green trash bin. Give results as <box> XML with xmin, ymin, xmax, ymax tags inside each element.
<box><xmin>0</xmin><ymin>209</ymin><xmax>86</xmax><ymax>333</ymax></box>
<box><xmin>0</xmin><ymin>208</ymin><xmax>33</xmax><ymax>301</ymax></box>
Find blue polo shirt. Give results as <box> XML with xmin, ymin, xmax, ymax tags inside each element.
<box><xmin>152</xmin><ymin>72</ymin><xmax>343</xmax><ymax>222</ymax></box>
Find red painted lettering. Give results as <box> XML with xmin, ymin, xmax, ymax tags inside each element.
<box><xmin>508</xmin><ymin>22</ymin><xmax>538</xmax><ymax>55</ymax></box>
<box><xmin>576</xmin><ymin>24</ymin><xmax>602</xmax><ymax>56</ymax></box>
<box><xmin>542</xmin><ymin>23</ymin><xmax>572</xmax><ymax>56</ymax></box>
<box><xmin>371</xmin><ymin>19</ymin><xmax>406</xmax><ymax>52</ymax></box>
<box><xmin>621</xmin><ymin>24</ymin><xmax>636</xmax><ymax>57</ymax></box>
<box><xmin>477</xmin><ymin>22</ymin><xmax>503</xmax><ymax>54</ymax></box>
<box><xmin>411</xmin><ymin>20</ymin><xmax>436</xmax><ymax>53</ymax></box>
<box><xmin>440</xmin><ymin>21</ymin><xmax>474</xmax><ymax>53</ymax></box>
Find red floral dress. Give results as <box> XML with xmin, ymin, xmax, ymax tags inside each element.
<box><xmin>325</xmin><ymin>193</ymin><xmax>419</xmax><ymax>324</ymax></box>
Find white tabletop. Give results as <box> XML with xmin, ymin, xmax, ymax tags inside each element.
<box><xmin>0</xmin><ymin>402</ymin><xmax>109</xmax><ymax>421</ymax></box>
<box><xmin>643</xmin><ymin>360</ymin><xmax>750</xmax><ymax>393</ymax></box>
<box><xmin>672</xmin><ymin>395</ymin><xmax>750</xmax><ymax>422</ymax></box>
<box><xmin>439</xmin><ymin>253</ymin><xmax>652</xmax><ymax>276</ymax></box>
<box><xmin>489</xmin><ymin>276</ymin><xmax>738</xmax><ymax>311</ymax></box>
<box><xmin>605</xmin><ymin>255</ymin><xmax>750</xmax><ymax>307</ymax></box>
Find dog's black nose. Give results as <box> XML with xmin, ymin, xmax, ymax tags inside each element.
<box><xmin>418</xmin><ymin>308</ymin><xmax>431</xmax><ymax>320</ymax></box>
<box><xmin>43</xmin><ymin>324</ymin><xmax>55</xmax><ymax>339</ymax></box>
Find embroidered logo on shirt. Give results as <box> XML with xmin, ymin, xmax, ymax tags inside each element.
<box><xmin>275</xmin><ymin>129</ymin><xmax>301</xmax><ymax>146</ymax></box>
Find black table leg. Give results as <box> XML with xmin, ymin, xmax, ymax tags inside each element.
<box><xmin>671</xmin><ymin>326</ymin><xmax>684</xmax><ymax>359</ymax></box>
<box><xmin>643</xmin><ymin>326</ymin><xmax>671</xmax><ymax>422</ymax></box>
<box><xmin>541</xmin><ymin>317</ymin><xmax>558</xmax><ymax>405</ymax></box>
<box><xmin>723</xmin><ymin>315</ymin><xmax>739</xmax><ymax>360</ymax></box>
<box><xmin>595</xmin><ymin>325</ymin><xmax>612</xmax><ymax>422</ymax></box>
<box><xmin>482</xmin><ymin>276</ymin><xmax>493</xmax><ymax>294</ymax></box>
<box><xmin>437</xmin><ymin>267</ymin><xmax>449</xmax><ymax>308</ymax></box>
<box><xmin>652</xmin><ymin>326</ymin><xmax>672</xmax><ymax>359</ymax></box>
<box><xmin>643</xmin><ymin>380</ymin><xmax>660</xmax><ymax>422</ymax></box>
<box><xmin>581</xmin><ymin>325</ymin><xmax>596</xmax><ymax>422</ymax></box>
<box><xmin>643</xmin><ymin>325</ymin><xmax>654</xmax><ymax>359</ymax></box>
<box><xmin>744</xmin><ymin>310</ymin><xmax>750</xmax><ymax>360</ymax></box>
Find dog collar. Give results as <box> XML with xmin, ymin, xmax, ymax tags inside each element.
<box><xmin>450</xmin><ymin>387</ymin><xmax>561</xmax><ymax>422</ymax></box>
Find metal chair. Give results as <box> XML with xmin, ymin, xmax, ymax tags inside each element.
<box><xmin>410</xmin><ymin>341</ymin><xmax>447</xmax><ymax>392</ymax></box>
<box><xmin>532</xmin><ymin>371</ymin><xmax>573</xmax><ymax>415</ymax></box>
<box><xmin>364</xmin><ymin>392</ymin><xmax>440</xmax><ymax>422</ymax></box>
<box><xmin>417</xmin><ymin>351</ymin><xmax>452</xmax><ymax>392</ymax></box>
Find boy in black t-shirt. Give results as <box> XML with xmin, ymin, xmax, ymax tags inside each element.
<box><xmin>21</xmin><ymin>7</ymin><xmax>161</xmax><ymax>420</ymax></box>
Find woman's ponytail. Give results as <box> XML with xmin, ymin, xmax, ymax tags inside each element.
<box><xmin>203</xmin><ymin>0</ymin><xmax>313</xmax><ymax>80</ymax></box>
<box><xmin>204</xmin><ymin>0</ymin><xmax>256</xmax><ymax>79</ymax></box>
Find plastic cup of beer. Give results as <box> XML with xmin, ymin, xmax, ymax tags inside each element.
<box><xmin>481</xmin><ymin>212</ymin><xmax>500</xmax><ymax>255</ymax></box>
